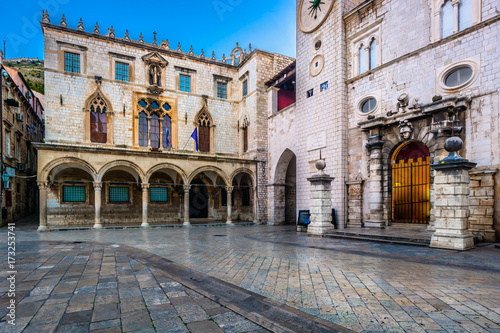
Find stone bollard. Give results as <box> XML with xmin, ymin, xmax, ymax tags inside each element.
<box><xmin>430</xmin><ymin>137</ymin><xmax>476</xmax><ymax>251</ymax></box>
<box><xmin>307</xmin><ymin>159</ymin><xmax>335</xmax><ymax>235</ymax></box>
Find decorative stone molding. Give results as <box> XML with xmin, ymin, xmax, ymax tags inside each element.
<box><xmin>398</xmin><ymin>119</ymin><xmax>414</xmax><ymax>141</ymax></box>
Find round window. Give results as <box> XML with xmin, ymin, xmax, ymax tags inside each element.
<box><xmin>361</xmin><ymin>98</ymin><xmax>377</xmax><ymax>114</ymax></box>
<box><xmin>445</xmin><ymin>66</ymin><xmax>473</xmax><ymax>87</ymax></box>
<box><xmin>315</xmin><ymin>40</ymin><xmax>322</xmax><ymax>50</ymax></box>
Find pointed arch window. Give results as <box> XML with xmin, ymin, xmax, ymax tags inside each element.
<box><xmin>89</xmin><ymin>95</ymin><xmax>108</xmax><ymax>143</ymax></box>
<box><xmin>241</xmin><ymin>117</ymin><xmax>250</xmax><ymax>153</ymax></box>
<box><xmin>369</xmin><ymin>39</ymin><xmax>377</xmax><ymax>70</ymax></box>
<box><xmin>359</xmin><ymin>45</ymin><xmax>367</xmax><ymax>74</ymax></box>
<box><xmin>139</xmin><ymin>112</ymin><xmax>148</xmax><ymax>147</ymax></box>
<box><xmin>198</xmin><ymin>112</ymin><xmax>211</xmax><ymax>152</ymax></box>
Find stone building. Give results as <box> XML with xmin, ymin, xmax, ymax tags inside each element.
<box><xmin>267</xmin><ymin>0</ymin><xmax>499</xmax><ymax>241</ymax></box>
<box><xmin>0</xmin><ymin>51</ymin><xmax>45</xmax><ymax>225</ymax></box>
<box><xmin>37</xmin><ymin>13</ymin><xmax>293</xmax><ymax>229</ymax></box>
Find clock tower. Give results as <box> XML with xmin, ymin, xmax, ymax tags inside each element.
<box><xmin>294</xmin><ymin>0</ymin><xmax>348</xmax><ymax>228</ymax></box>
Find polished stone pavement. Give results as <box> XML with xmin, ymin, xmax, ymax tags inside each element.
<box><xmin>4</xmin><ymin>216</ymin><xmax>500</xmax><ymax>332</ymax></box>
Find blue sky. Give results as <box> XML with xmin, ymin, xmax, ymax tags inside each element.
<box><xmin>1</xmin><ymin>0</ymin><xmax>296</xmax><ymax>60</ymax></box>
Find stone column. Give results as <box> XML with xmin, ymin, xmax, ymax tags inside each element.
<box><xmin>365</xmin><ymin>136</ymin><xmax>386</xmax><ymax>228</ymax></box>
<box><xmin>183</xmin><ymin>185</ymin><xmax>191</xmax><ymax>226</ymax></box>
<box><xmin>452</xmin><ymin>0</ymin><xmax>460</xmax><ymax>33</ymax></box>
<box><xmin>93</xmin><ymin>182</ymin><xmax>103</xmax><ymax>229</ymax></box>
<box><xmin>226</xmin><ymin>186</ymin><xmax>233</xmax><ymax>224</ymax></box>
<box><xmin>430</xmin><ymin>137</ymin><xmax>476</xmax><ymax>251</ymax></box>
<box><xmin>346</xmin><ymin>180</ymin><xmax>363</xmax><ymax>228</ymax></box>
<box><xmin>253</xmin><ymin>186</ymin><xmax>258</xmax><ymax>223</ymax></box>
<box><xmin>37</xmin><ymin>181</ymin><xmax>49</xmax><ymax>232</ymax></box>
<box><xmin>141</xmin><ymin>183</ymin><xmax>150</xmax><ymax>228</ymax></box>
<box><xmin>307</xmin><ymin>160</ymin><xmax>335</xmax><ymax>235</ymax></box>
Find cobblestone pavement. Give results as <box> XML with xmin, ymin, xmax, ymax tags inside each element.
<box><xmin>0</xmin><ymin>241</ymin><xmax>274</xmax><ymax>333</ymax></box>
<box><xmin>5</xmin><ymin>216</ymin><xmax>500</xmax><ymax>332</ymax></box>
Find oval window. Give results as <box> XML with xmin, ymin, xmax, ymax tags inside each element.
<box><xmin>361</xmin><ymin>98</ymin><xmax>377</xmax><ymax>113</ymax></box>
<box><xmin>445</xmin><ymin>66</ymin><xmax>473</xmax><ymax>87</ymax></box>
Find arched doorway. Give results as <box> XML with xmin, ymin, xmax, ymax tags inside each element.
<box><xmin>391</xmin><ymin>141</ymin><xmax>430</xmax><ymax>224</ymax></box>
<box><xmin>270</xmin><ymin>149</ymin><xmax>296</xmax><ymax>225</ymax></box>
<box><xmin>190</xmin><ymin>179</ymin><xmax>209</xmax><ymax>219</ymax></box>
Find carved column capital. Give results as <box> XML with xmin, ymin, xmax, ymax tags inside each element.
<box><xmin>183</xmin><ymin>185</ymin><xmax>191</xmax><ymax>193</ymax></box>
<box><xmin>226</xmin><ymin>186</ymin><xmax>234</xmax><ymax>193</ymax></box>
<box><xmin>93</xmin><ymin>182</ymin><xmax>103</xmax><ymax>190</ymax></box>
<box><xmin>37</xmin><ymin>180</ymin><xmax>50</xmax><ymax>190</ymax></box>
<box><xmin>141</xmin><ymin>183</ymin><xmax>150</xmax><ymax>191</ymax></box>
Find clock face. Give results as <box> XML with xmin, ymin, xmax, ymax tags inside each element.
<box><xmin>298</xmin><ymin>0</ymin><xmax>334</xmax><ymax>33</ymax></box>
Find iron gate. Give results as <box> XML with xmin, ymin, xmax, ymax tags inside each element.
<box><xmin>392</xmin><ymin>156</ymin><xmax>430</xmax><ymax>224</ymax></box>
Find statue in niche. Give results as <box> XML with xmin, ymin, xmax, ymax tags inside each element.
<box><xmin>149</xmin><ymin>65</ymin><xmax>162</xmax><ymax>86</ymax></box>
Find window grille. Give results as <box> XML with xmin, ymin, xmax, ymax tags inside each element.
<box><xmin>63</xmin><ymin>185</ymin><xmax>86</xmax><ymax>202</ymax></box>
<box><xmin>109</xmin><ymin>186</ymin><xmax>129</xmax><ymax>202</ymax></box>
<box><xmin>64</xmin><ymin>52</ymin><xmax>80</xmax><ymax>73</ymax></box>
<box><xmin>150</xmin><ymin>187</ymin><xmax>168</xmax><ymax>202</ymax></box>
<box><xmin>115</xmin><ymin>62</ymin><xmax>129</xmax><ymax>81</ymax></box>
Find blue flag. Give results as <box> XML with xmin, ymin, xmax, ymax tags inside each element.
<box><xmin>191</xmin><ymin>128</ymin><xmax>199</xmax><ymax>151</ymax></box>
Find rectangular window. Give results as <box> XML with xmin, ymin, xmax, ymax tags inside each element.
<box><xmin>243</xmin><ymin>80</ymin><xmax>248</xmax><ymax>97</ymax></box>
<box><xmin>320</xmin><ymin>81</ymin><xmax>328</xmax><ymax>92</ymax></box>
<box><xmin>109</xmin><ymin>186</ymin><xmax>130</xmax><ymax>203</ymax></box>
<box><xmin>63</xmin><ymin>185</ymin><xmax>86</xmax><ymax>203</ymax></box>
<box><xmin>5</xmin><ymin>132</ymin><xmax>10</xmax><ymax>157</ymax></box>
<box><xmin>64</xmin><ymin>52</ymin><xmax>80</xmax><ymax>73</ymax></box>
<box><xmin>217</xmin><ymin>82</ymin><xmax>227</xmax><ymax>99</ymax></box>
<box><xmin>150</xmin><ymin>187</ymin><xmax>168</xmax><ymax>202</ymax></box>
<box><xmin>179</xmin><ymin>75</ymin><xmax>191</xmax><ymax>92</ymax></box>
<box><xmin>115</xmin><ymin>62</ymin><xmax>130</xmax><ymax>82</ymax></box>
<box><xmin>15</xmin><ymin>140</ymin><xmax>19</xmax><ymax>160</ymax></box>
<box><xmin>307</xmin><ymin>89</ymin><xmax>314</xmax><ymax>98</ymax></box>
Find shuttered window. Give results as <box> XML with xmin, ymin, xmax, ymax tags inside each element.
<box><xmin>199</xmin><ymin>125</ymin><xmax>210</xmax><ymax>152</ymax></box>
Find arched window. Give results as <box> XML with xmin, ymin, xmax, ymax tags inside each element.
<box><xmin>359</xmin><ymin>45</ymin><xmax>366</xmax><ymax>74</ymax></box>
<box><xmin>459</xmin><ymin>0</ymin><xmax>472</xmax><ymax>31</ymax></box>
<box><xmin>162</xmin><ymin>115</ymin><xmax>172</xmax><ymax>149</ymax></box>
<box><xmin>198</xmin><ymin>112</ymin><xmax>211</xmax><ymax>152</ymax></box>
<box><xmin>139</xmin><ymin>112</ymin><xmax>148</xmax><ymax>147</ymax></box>
<box><xmin>243</xmin><ymin>126</ymin><xmax>248</xmax><ymax>153</ymax></box>
<box><xmin>89</xmin><ymin>95</ymin><xmax>108</xmax><ymax>143</ymax></box>
<box><xmin>442</xmin><ymin>0</ymin><xmax>454</xmax><ymax>38</ymax></box>
<box><xmin>150</xmin><ymin>114</ymin><xmax>160</xmax><ymax>149</ymax></box>
<box><xmin>369</xmin><ymin>39</ymin><xmax>377</xmax><ymax>70</ymax></box>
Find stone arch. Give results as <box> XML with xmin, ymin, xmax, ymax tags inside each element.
<box><xmin>145</xmin><ymin>163</ymin><xmax>188</xmax><ymax>184</ymax></box>
<box><xmin>269</xmin><ymin>149</ymin><xmax>297</xmax><ymax>225</ymax></box>
<box><xmin>230</xmin><ymin>43</ymin><xmax>245</xmax><ymax>66</ymax></box>
<box><xmin>188</xmin><ymin>166</ymin><xmax>229</xmax><ymax>185</ymax></box>
<box><xmin>97</xmin><ymin>160</ymin><xmax>145</xmax><ymax>183</ymax></box>
<box><xmin>273</xmin><ymin>148</ymin><xmax>296</xmax><ymax>184</ymax></box>
<box><xmin>230</xmin><ymin>168</ymin><xmax>255</xmax><ymax>186</ymax></box>
<box><xmin>40</xmin><ymin>157</ymin><xmax>97</xmax><ymax>181</ymax></box>
<box><xmin>84</xmin><ymin>87</ymin><xmax>114</xmax><ymax>144</ymax></box>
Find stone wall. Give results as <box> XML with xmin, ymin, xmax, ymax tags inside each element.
<box><xmin>469</xmin><ymin>168</ymin><xmax>497</xmax><ymax>241</ymax></box>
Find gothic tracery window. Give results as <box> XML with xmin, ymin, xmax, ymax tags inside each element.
<box><xmin>89</xmin><ymin>95</ymin><xmax>108</xmax><ymax>143</ymax></box>
<box><xmin>139</xmin><ymin>111</ymin><xmax>148</xmax><ymax>147</ymax></box>
<box><xmin>137</xmin><ymin>99</ymin><xmax>173</xmax><ymax>149</ymax></box>
<box><xmin>198</xmin><ymin>111</ymin><xmax>211</xmax><ymax>152</ymax></box>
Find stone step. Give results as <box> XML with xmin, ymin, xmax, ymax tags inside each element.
<box><xmin>323</xmin><ymin>231</ymin><xmax>431</xmax><ymax>246</ymax></box>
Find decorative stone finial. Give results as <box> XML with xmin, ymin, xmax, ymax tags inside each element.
<box><xmin>211</xmin><ymin>51</ymin><xmax>216</xmax><ymax>60</ymax></box>
<box><xmin>440</xmin><ymin>137</ymin><xmax>467</xmax><ymax>163</ymax></box>
<box><xmin>93</xmin><ymin>22</ymin><xmax>100</xmax><ymax>34</ymax></box>
<box><xmin>177</xmin><ymin>42</ymin><xmax>182</xmax><ymax>52</ymax></box>
<box><xmin>77</xmin><ymin>18</ymin><xmax>84</xmax><ymax>31</ymax></box>
<box><xmin>138</xmin><ymin>33</ymin><xmax>144</xmax><ymax>43</ymax></box>
<box><xmin>249</xmin><ymin>43</ymin><xmax>252</xmax><ymax>52</ymax></box>
<box><xmin>152</xmin><ymin>31</ymin><xmax>158</xmax><ymax>46</ymax></box>
<box><xmin>200</xmin><ymin>49</ymin><xmax>205</xmax><ymax>58</ymax></box>
<box><xmin>315</xmin><ymin>149</ymin><xmax>326</xmax><ymax>172</ymax></box>
<box><xmin>123</xmin><ymin>29</ymin><xmax>131</xmax><ymax>41</ymax></box>
<box><xmin>161</xmin><ymin>39</ymin><xmax>169</xmax><ymax>49</ymax></box>
<box><xmin>108</xmin><ymin>26</ymin><xmax>115</xmax><ymax>38</ymax></box>
<box><xmin>222</xmin><ymin>54</ymin><xmax>226</xmax><ymax>61</ymax></box>
<box><xmin>236</xmin><ymin>42</ymin><xmax>239</xmax><ymax>48</ymax></box>
<box><xmin>189</xmin><ymin>45</ymin><xmax>194</xmax><ymax>55</ymax></box>
<box><xmin>42</xmin><ymin>10</ymin><xmax>50</xmax><ymax>24</ymax></box>
<box><xmin>60</xmin><ymin>14</ymin><xmax>67</xmax><ymax>28</ymax></box>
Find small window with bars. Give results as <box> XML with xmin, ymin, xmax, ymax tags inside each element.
<box><xmin>64</xmin><ymin>52</ymin><xmax>80</xmax><ymax>73</ymax></box>
<box><xmin>109</xmin><ymin>186</ymin><xmax>130</xmax><ymax>203</ymax></box>
<box><xmin>179</xmin><ymin>75</ymin><xmax>191</xmax><ymax>92</ymax></box>
<box><xmin>115</xmin><ymin>62</ymin><xmax>130</xmax><ymax>81</ymax></box>
<box><xmin>63</xmin><ymin>185</ymin><xmax>86</xmax><ymax>203</ymax></box>
<box><xmin>217</xmin><ymin>82</ymin><xmax>227</xmax><ymax>99</ymax></box>
<box><xmin>150</xmin><ymin>187</ymin><xmax>168</xmax><ymax>202</ymax></box>
<box><xmin>243</xmin><ymin>80</ymin><xmax>248</xmax><ymax>97</ymax></box>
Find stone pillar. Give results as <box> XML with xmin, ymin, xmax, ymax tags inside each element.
<box><xmin>430</xmin><ymin>137</ymin><xmax>476</xmax><ymax>251</ymax></box>
<box><xmin>93</xmin><ymin>182</ymin><xmax>103</xmax><ymax>229</ymax></box>
<box><xmin>307</xmin><ymin>160</ymin><xmax>335</xmax><ymax>235</ymax></box>
<box><xmin>253</xmin><ymin>186</ymin><xmax>258</xmax><ymax>223</ymax></box>
<box><xmin>452</xmin><ymin>0</ymin><xmax>460</xmax><ymax>33</ymax></box>
<box><xmin>468</xmin><ymin>168</ymin><xmax>497</xmax><ymax>242</ymax></box>
<box><xmin>226</xmin><ymin>186</ymin><xmax>233</xmax><ymax>224</ymax></box>
<box><xmin>183</xmin><ymin>185</ymin><xmax>191</xmax><ymax>226</ymax></box>
<box><xmin>37</xmin><ymin>181</ymin><xmax>49</xmax><ymax>232</ymax></box>
<box><xmin>266</xmin><ymin>183</ymin><xmax>286</xmax><ymax>225</ymax></box>
<box><xmin>141</xmin><ymin>183</ymin><xmax>150</xmax><ymax>228</ymax></box>
<box><xmin>346</xmin><ymin>180</ymin><xmax>363</xmax><ymax>228</ymax></box>
<box><xmin>365</xmin><ymin>136</ymin><xmax>385</xmax><ymax>228</ymax></box>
